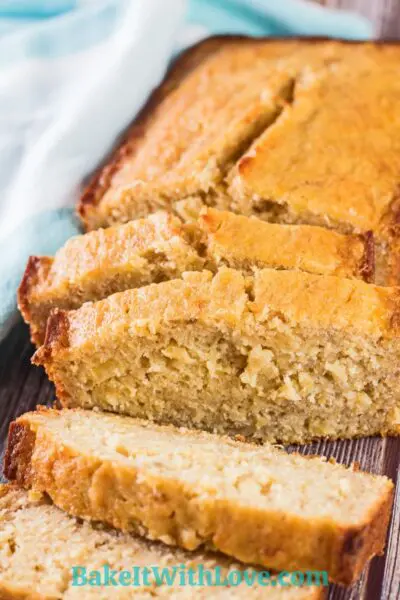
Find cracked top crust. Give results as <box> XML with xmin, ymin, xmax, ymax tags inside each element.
<box><xmin>231</xmin><ymin>47</ymin><xmax>400</xmax><ymax>235</ymax></box>
<box><xmin>78</xmin><ymin>38</ymin><xmax>400</xmax><ymax>252</ymax></box>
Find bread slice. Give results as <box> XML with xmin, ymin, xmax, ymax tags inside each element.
<box><xmin>19</xmin><ymin>207</ymin><xmax>373</xmax><ymax>345</ymax></box>
<box><xmin>78</xmin><ymin>38</ymin><xmax>400</xmax><ymax>284</ymax></box>
<box><xmin>0</xmin><ymin>484</ymin><xmax>325</xmax><ymax>599</ymax></box>
<box><xmin>198</xmin><ymin>208</ymin><xmax>372</xmax><ymax>281</ymax></box>
<box><xmin>18</xmin><ymin>212</ymin><xmax>204</xmax><ymax>346</ymax></box>
<box><xmin>4</xmin><ymin>409</ymin><xmax>393</xmax><ymax>585</ymax></box>
<box><xmin>33</xmin><ymin>268</ymin><xmax>400</xmax><ymax>443</ymax></box>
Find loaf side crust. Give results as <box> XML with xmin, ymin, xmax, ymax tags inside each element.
<box><xmin>18</xmin><ymin>212</ymin><xmax>202</xmax><ymax>345</ymax></box>
<box><xmin>199</xmin><ymin>208</ymin><xmax>374</xmax><ymax>282</ymax></box>
<box><xmin>18</xmin><ymin>256</ymin><xmax>52</xmax><ymax>345</ymax></box>
<box><xmin>33</xmin><ymin>269</ymin><xmax>400</xmax><ymax>358</ymax></box>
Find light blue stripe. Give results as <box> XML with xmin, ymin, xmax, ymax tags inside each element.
<box><xmin>0</xmin><ymin>0</ymin><xmax>124</xmax><ymax>66</ymax></box>
<box><xmin>188</xmin><ymin>0</ymin><xmax>373</xmax><ymax>39</ymax></box>
<box><xmin>0</xmin><ymin>1</ymin><xmax>76</xmax><ymax>19</ymax></box>
<box><xmin>188</xmin><ymin>0</ymin><xmax>282</xmax><ymax>36</ymax></box>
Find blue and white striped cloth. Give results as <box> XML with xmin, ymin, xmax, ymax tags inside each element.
<box><xmin>0</xmin><ymin>0</ymin><xmax>373</xmax><ymax>342</ymax></box>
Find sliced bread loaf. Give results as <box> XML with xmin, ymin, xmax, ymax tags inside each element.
<box><xmin>33</xmin><ymin>268</ymin><xmax>400</xmax><ymax>443</ymax></box>
<box><xmin>19</xmin><ymin>208</ymin><xmax>372</xmax><ymax>345</ymax></box>
<box><xmin>0</xmin><ymin>484</ymin><xmax>324</xmax><ymax>599</ymax></box>
<box><xmin>4</xmin><ymin>408</ymin><xmax>393</xmax><ymax>585</ymax></box>
<box><xmin>78</xmin><ymin>38</ymin><xmax>400</xmax><ymax>284</ymax></box>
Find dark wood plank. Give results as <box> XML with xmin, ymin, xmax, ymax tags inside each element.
<box><xmin>326</xmin><ymin>0</ymin><xmax>400</xmax><ymax>38</ymax></box>
<box><xmin>0</xmin><ymin>321</ymin><xmax>54</xmax><ymax>473</ymax></box>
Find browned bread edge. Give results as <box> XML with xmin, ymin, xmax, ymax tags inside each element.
<box><xmin>358</xmin><ymin>231</ymin><xmax>375</xmax><ymax>283</ymax></box>
<box><xmin>17</xmin><ymin>256</ymin><xmax>52</xmax><ymax>345</ymax></box>
<box><xmin>31</xmin><ymin>309</ymin><xmax>71</xmax><ymax>405</ymax></box>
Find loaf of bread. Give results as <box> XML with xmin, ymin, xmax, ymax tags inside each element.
<box><xmin>78</xmin><ymin>38</ymin><xmax>400</xmax><ymax>284</ymax></box>
<box><xmin>5</xmin><ymin>408</ymin><xmax>393</xmax><ymax>585</ymax></box>
<box><xmin>0</xmin><ymin>484</ymin><xmax>325</xmax><ymax>599</ymax></box>
<box><xmin>33</xmin><ymin>268</ymin><xmax>400</xmax><ymax>443</ymax></box>
<box><xmin>19</xmin><ymin>207</ymin><xmax>373</xmax><ymax>345</ymax></box>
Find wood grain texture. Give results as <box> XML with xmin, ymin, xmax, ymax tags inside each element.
<box><xmin>0</xmin><ymin>2</ymin><xmax>399</xmax><ymax>598</ymax></box>
<box><xmin>325</xmin><ymin>0</ymin><xmax>400</xmax><ymax>37</ymax></box>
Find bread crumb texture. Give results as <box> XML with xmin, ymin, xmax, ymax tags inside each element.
<box><xmin>34</xmin><ymin>268</ymin><xmax>400</xmax><ymax>444</ymax></box>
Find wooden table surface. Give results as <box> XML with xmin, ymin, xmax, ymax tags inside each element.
<box><xmin>1</xmin><ymin>2</ymin><xmax>400</xmax><ymax>599</ymax></box>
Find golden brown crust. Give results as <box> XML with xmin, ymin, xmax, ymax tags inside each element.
<box><xmin>43</xmin><ymin>308</ymin><xmax>70</xmax><ymax>350</ymax></box>
<box><xmin>33</xmin><ymin>269</ymin><xmax>400</xmax><ymax>360</ymax></box>
<box><xmin>3</xmin><ymin>423</ymin><xmax>35</xmax><ymax>487</ymax></box>
<box><xmin>31</xmin><ymin>269</ymin><xmax>248</xmax><ymax>382</ymax></box>
<box><xmin>199</xmin><ymin>208</ymin><xmax>373</xmax><ymax>281</ymax></box>
<box><xmin>19</xmin><ymin>212</ymin><xmax>203</xmax><ymax>346</ymax></box>
<box><xmin>79</xmin><ymin>36</ymin><xmax>400</xmax><ymax>227</ymax></box>
<box><xmin>379</xmin><ymin>196</ymin><xmax>400</xmax><ymax>285</ymax></box>
<box><xmin>4</xmin><ymin>408</ymin><xmax>394</xmax><ymax>586</ymax></box>
<box><xmin>76</xmin><ymin>38</ymin><xmax>308</xmax><ymax>229</ymax></box>
<box><xmin>18</xmin><ymin>257</ymin><xmax>41</xmax><ymax>320</ymax></box>
<box><xmin>76</xmin><ymin>36</ymin><xmax>400</xmax><ymax>285</ymax></box>
<box><xmin>231</xmin><ymin>48</ymin><xmax>400</xmax><ymax>233</ymax></box>
<box><xmin>251</xmin><ymin>269</ymin><xmax>400</xmax><ymax>337</ymax></box>
<box><xmin>0</xmin><ymin>584</ymin><xmax>45</xmax><ymax>600</ymax></box>
<box><xmin>358</xmin><ymin>231</ymin><xmax>375</xmax><ymax>283</ymax></box>
<box><xmin>334</xmin><ymin>490</ymin><xmax>394</xmax><ymax>584</ymax></box>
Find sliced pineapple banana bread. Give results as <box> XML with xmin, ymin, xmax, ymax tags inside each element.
<box><xmin>33</xmin><ymin>268</ymin><xmax>400</xmax><ymax>444</ymax></box>
<box><xmin>5</xmin><ymin>409</ymin><xmax>393</xmax><ymax>585</ymax></box>
<box><xmin>19</xmin><ymin>208</ymin><xmax>372</xmax><ymax>346</ymax></box>
<box><xmin>18</xmin><ymin>212</ymin><xmax>203</xmax><ymax>346</ymax></box>
<box><xmin>78</xmin><ymin>38</ymin><xmax>400</xmax><ymax>284</ymax></box>
<box><xmin>0</xmin><ymin>485</ymin><xmax>324</xmax><ymax>599</ymax></box>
